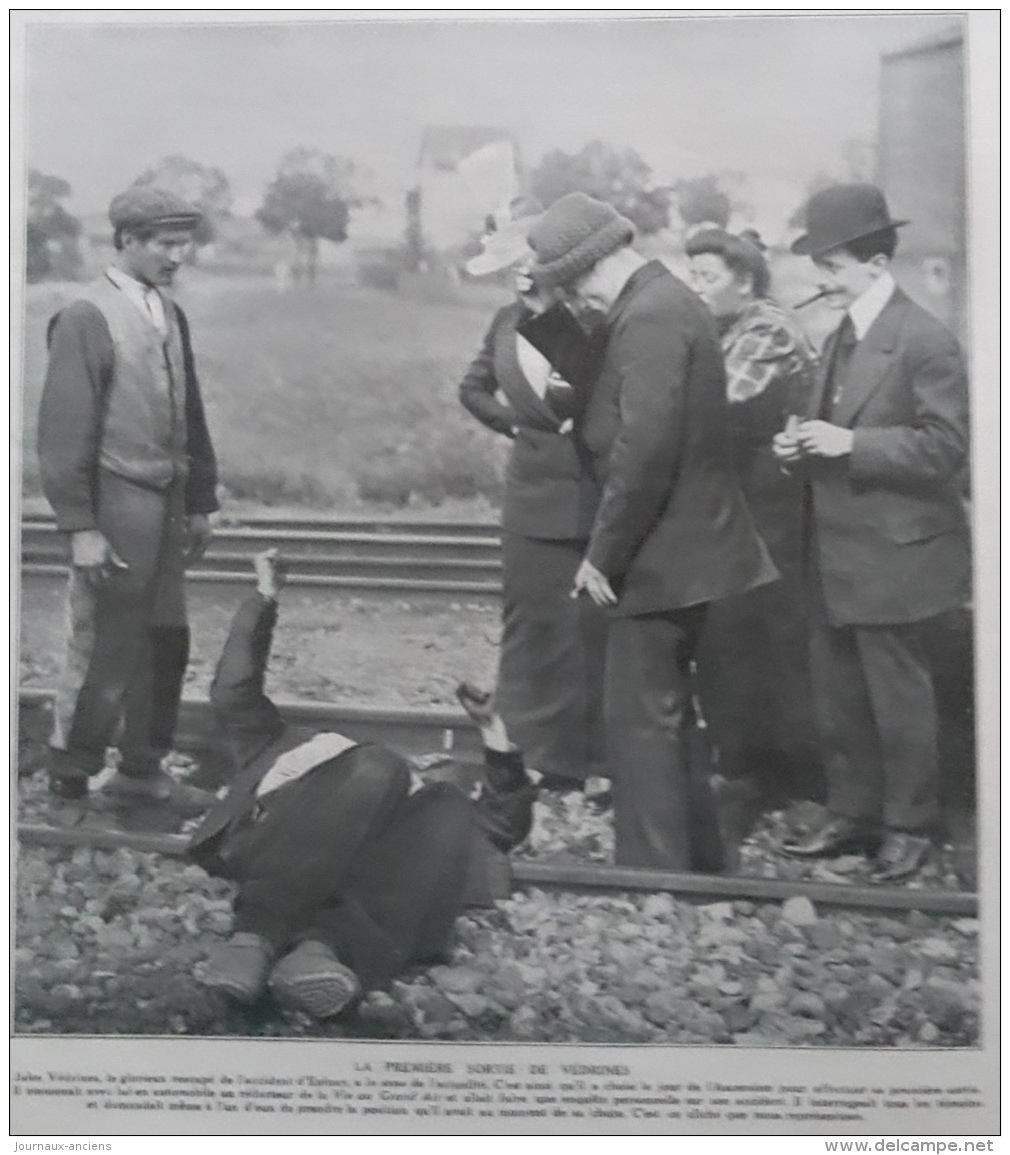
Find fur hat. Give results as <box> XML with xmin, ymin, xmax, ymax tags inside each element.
<box><xmin>528</xmin><ymin>193</ymin><xmax>636</xmax><ymax>289</ymax></box>
<box><xmin>109</xmin><ymin>186</ymin><xmax>202</xmax><ymax>232</ymax></box>
<box><xmin>791</xmin><ymin>183</ymin><xmax>908</xmax><ymax>257</ymax></box>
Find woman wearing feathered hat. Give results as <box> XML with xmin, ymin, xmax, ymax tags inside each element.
<box><xmin>773</xmin><ymin>183</ymin><xmax>971</xmax><ymax>883</ymax></box>
<box><xmin>459</xmin><ymin>197</ymin><xmax>607</xmax><ymax>791</ymax></box>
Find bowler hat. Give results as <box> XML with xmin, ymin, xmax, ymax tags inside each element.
<box><xmin>528</xmin><ymin>193</ymin><xmax>636</xmax><ymax>289</ymax></box>
<box><xmin>109</xmin><ymin>186</ymin><xmax>202</xmax><ymax>232</ymax></box>
<box><xmin>790</xmin><ymin>183</ymin><xmax>908</xmax><ymax>257</ymax></box>
<box><xmin>465</xmin><ymin>196</ymin><xmax>544</xmax><ymax>277</ymax></box>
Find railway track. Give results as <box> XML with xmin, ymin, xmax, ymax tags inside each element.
<box><xmin>16</xmin><ymin>687</ymin><xmax>976</xmax><ymax>917</ymax></box>
<box><xmin>19</xmin><ymin>513</ymin><xmax>505</xmax><ymax>604</ymax></box>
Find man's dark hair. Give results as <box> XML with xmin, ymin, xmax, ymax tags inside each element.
<box><xmin>685</xmin><ymin>228</ymin><xmax>771</xmax><ymax>298</ymax></box>
<box><xmin>113</xmin><ymin>223</ymin><xmax>159</xmax><ymax>251</ymax></box>
<box><xmin>840</xmin><ymin>226</ymin><xmax>899</xmax><ymax>263</ymax></box>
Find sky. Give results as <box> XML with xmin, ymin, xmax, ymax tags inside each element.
<box><xmin>19</xmin><ymin>12</ymin><xmax>960</xmax><ymax>226</ymax></box>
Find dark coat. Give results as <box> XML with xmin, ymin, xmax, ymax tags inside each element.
<box><xmin>187</xmin><ymin>594</ymin><xmax>534</xmax><ymax>906</ymax></box>
<box><xmin>579</xmin><ymin>261</ymin><xmax>777</xmax><ymax>616</ymax></box>
<box><xmin>803</xmin><ymin>287</ymin><xmax>971</xmax><ymax>626</ymax></box>
<box><xmin>459</xmin><ymin>303</ymin><xmax>599</xmax><ymax>540</ymax></box>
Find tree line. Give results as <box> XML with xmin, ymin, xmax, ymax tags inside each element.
<box><xmin>24</xmin><ymin>140</ymin><xmax>808</xmax><ymax>283</ymax></box>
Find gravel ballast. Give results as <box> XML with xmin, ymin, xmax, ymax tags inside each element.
<box><xmin>14</xmin><ymin>780</ymin><xmax>980</xmax><ymax>1047</ymax></box>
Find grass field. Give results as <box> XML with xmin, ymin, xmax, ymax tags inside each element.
<box><xmin>16</xmin><ymin>249</ymin><xmax>831</xmax><ymax>513</ymax></box>
<box><xmin>17</xmin><ymin>268</ymin><xmax>515</xmax><ymax>511</ymax></box>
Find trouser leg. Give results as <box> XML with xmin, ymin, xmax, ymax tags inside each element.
<box><xmin>228</xmin><ymin>747</ymin><xmax>412</xmax><ymax>950</ymax></box>
<box><xmin>119</xmin><ymin>483</ymin><xmax>189</xmax><ymax>777</ymax></box>
<box><xmin>807</xmin><ymin>583</ymin><xmax>883</xmax><ymax>826</ymax></box>
<box><xmin>606</xmin><ymin>606</ymin><xmax>707</xmax><ymax>870</ymax></box>
<box><xmin>306</xmin><ymin>782</ymin><xmax>474</xmax><ymax>990</ymax></box>
<box><xmin>51</xmin><ymin>475</ymin><xmax>177</xmax><ymax>777</ymax></box>
<box><xmin>857</xmin><ymin>623</ymin><xmax>939</xmax><ymax>833</ymax></box>
<box><xmin>579</xmin><ymin>594</ymin><xmax>609</xmax><ymax>779</ymax></box>
<box><xmin>695</xmin><ymin>590</ymin><xmax>776</xmax><ymax>777</ymax></box>
<box><xmin>118</xmin><ymin>626</ymin><xmax>190</xmax><ymax>777</ymax></box>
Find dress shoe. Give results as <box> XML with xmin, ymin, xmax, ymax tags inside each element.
<box><xmin>101</xmin><ymin>769</ymin><xmax>217</xmax><ymax>815</ymax></box>
<box><xmin>781</xmin><ymin>816</ymin><xmax>879</xmax><ymax>858</ymax></box>
<box><xmin>198</xmin><ymin>933</ymin><xmax>275</xmax><ymax>1003</ymax></box>
<box><xmin>871</xmin><ymin>831</ymin><xmax>933</xmax><ymax>883</ymax></box>
<box><xmin>269</xmin><ymin>940</ymin><xmax>361</xmax><ymax>1019</ymax></box>
<box><xmin>583</xmin><ymin>777</ymin><xmax>612</xmax><ymax>814</ymax></box>
<box><xmin>46</xmin><ymin>745</ymin><xmax>101</xmax><ymax>799</ymax></box>
<box><xmin>48</xmin><ymin>771</ymin><xmax>89</xmax><ymax>801</ymax></box>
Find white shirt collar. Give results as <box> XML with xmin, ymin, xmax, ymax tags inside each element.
<box><xmin>105</xmin><ymin>265</ymin><xmax>167</xmax><ymax>333</ymax></box>
<box><xmin>847</xmin><ymin>270</ymin><xmax>896</xmax><ymax>341</ymax></box>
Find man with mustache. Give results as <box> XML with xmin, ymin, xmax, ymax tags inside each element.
<box><xmin>773</xmin><ymin>183</ymin><xmax>971</xmax><ymax>881</ymax></box>
<box><xmin>37</xmin><ymin>186</ymin><xmax>219</xmax><ymax>814</ymax></box>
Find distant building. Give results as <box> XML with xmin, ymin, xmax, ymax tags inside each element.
<box><xmin>413</xmin><ymin>125</ymin><xmax>521</xmax><ymax>255</ymax></box>
<box><xmin>877</xmin><ymin>27</ymin><xmax>966</xmax><ymax>335</ymax></box>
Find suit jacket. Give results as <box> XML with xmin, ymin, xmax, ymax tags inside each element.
<box><xmin>579</xmin><ymin>261</ymin><xmax>777</xmax><ymax>616</ymax></box>
<box><xmin>187</xmin><ymin>594</ymin><xmax>534</xmax><ymax>905</ymax></box>
<box><xmin>459</xmin><ymin>303</ymin><xmax>600</xmax><ymax>540</ymax></box>
<box><xmin>803</xmin><ymin>287</ymin><xmax>971</xmax><ymax>626</ymax></box>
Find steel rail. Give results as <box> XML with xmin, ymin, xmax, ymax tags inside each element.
<box><xmin>18</xmin><ymin>686</ymin><xmax>486</xmax><ymax>760</ymax></box>
<box><xmin>20</xmin><ymin>562</ymin><xmax>504</xmax><ymax>601</ymax></box>
<box><xmin>20</xmin><ymin>516</ymin><xmax>506</xmax><ymax>602</ymax></box>
<box><xmin>21</xmin><ymin>511</ymin><xmax>500</xmax><ymax>539</ymax></box>
<box><xmin>17</xmin><ymin>688</ymin><xmax>976</xmax><ymax>917</ymax></box>
<box><xmin>14</xmin><ymin>824</ymin><xmax>976</xmax><ymax>916</ymax></box>
<box><xmin>22</xmin><ymin>526</ymin><xmax>503</xmax><ymax>556</ymax></box>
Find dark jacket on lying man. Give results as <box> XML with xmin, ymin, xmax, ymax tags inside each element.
<box><xmin>188</xmin><ymin>592</ymin><xmax>537</xmax><ymax>990</ymax></box>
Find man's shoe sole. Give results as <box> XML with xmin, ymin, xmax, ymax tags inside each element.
<box><xmin>197</xmin><ymin>970</ymin><xmax>265</xmax><ymax>1004</ymax></box>
<box><xmin>270</xmin><ymin>966</ymin><xmax>360</xmax><ymax>1019</ymax></box>
<box><xmin>780</xmin><ymin>835</ymin><xmax>880</xmax><ymax>859</ymax></box>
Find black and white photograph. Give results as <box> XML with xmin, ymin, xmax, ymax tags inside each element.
<box><xmin>11</xmin><ymin>7</ymin><xmax>999</xmax><ymax>1138</ymax></box>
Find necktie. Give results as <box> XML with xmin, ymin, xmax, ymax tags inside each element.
<box><xmin>820</xmin><ymin>313</ymin><xmax>857</xmax><ymax>419</ymax></box>
<box><xmin>143</xmin><ymin>287</ymin><xmax>167</xmax><ymax>335</ymax></box>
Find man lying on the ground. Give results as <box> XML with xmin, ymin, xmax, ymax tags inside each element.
<box><xmin>190</xmin><ymin>550</ymin><xmax>537</xmax><ymax>1020</ymax></box>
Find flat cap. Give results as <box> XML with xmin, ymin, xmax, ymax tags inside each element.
<box><xmin>108</xmin><ymin>186</ymin><xmax>202</xmax><ymax>232</ymax></box>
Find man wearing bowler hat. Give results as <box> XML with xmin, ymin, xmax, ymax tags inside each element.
<box><xmin>527</xmin><ymin>192</ymin><xmax>778</xmax><ymax>872</ymax></box>
<box><xmin>774</xmin><ymin>183</ymin><xmax>971</xmax><ymax>881</ymax></box>
<box><xmin>37</xmin><ymin>186</ymin><xmax>220</xmax><ymax>813</ymax></box>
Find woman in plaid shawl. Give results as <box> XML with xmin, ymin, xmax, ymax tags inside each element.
<box><xmin>687</xmin><ymin>229</ymin><xmax>824</xmax><ymax>854</ymax></box>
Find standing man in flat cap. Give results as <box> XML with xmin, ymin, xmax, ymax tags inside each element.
<box><xmin>774</xmin><ymin>183</ymin><xmax>970</xmax><ymax>881</ymax></box>
<box><xmin>38</xmin><ymin>186</ymin><xmax>220</xmax><ymax>812</ymax></box>
<box><xmin>528</xmin><ymin>192</ymin><xmax>777</xmax><ymax>872</ymax></box>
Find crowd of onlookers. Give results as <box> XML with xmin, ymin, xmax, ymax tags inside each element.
<box><xmin>26</xmin><ymin>177</ymin><xmax>971</xmax><ymax>1017</ymax></box>
<box><xmin>460</xmin><ymin>182</ymin><xmax>970</xmax><ymax>887</ymax></box>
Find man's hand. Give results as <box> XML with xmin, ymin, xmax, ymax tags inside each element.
<box><xmin>456</xmin><ymin>682</ymin><xmax>514</xmax><ymax>753</ymax></box>
<box><xmin>795</xmin><ymin>420</ymin><xmax>854</xmax><ymax>459</ymax></box>
<box><xmin>185</xmin><ymin>514</ymin><xmax>213</xmax><ymax>563</ymax></box>
<box><xmin>253</xmin><ymin>548</ymin><xmax>286</xmax><ymax>599</ymax></box>
<box><xmin>571</xmin><ymin>558</ymin><xmax>617</xmax><ymax>607</ymax></box>
<box><xmin>772</xmin><ymin>414</ymin><xmax>805</xmax><ymax>470</ymax></box>
<box><xmin>70</xmin><ymin>529</ymin><xmax>126</xmax><ymax>585</ymax></box>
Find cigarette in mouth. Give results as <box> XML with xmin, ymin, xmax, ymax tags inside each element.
<box><xmin>794</xmin><ymin>288</ymin><xmax>834</xmax><ymax>309</ymax></box>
